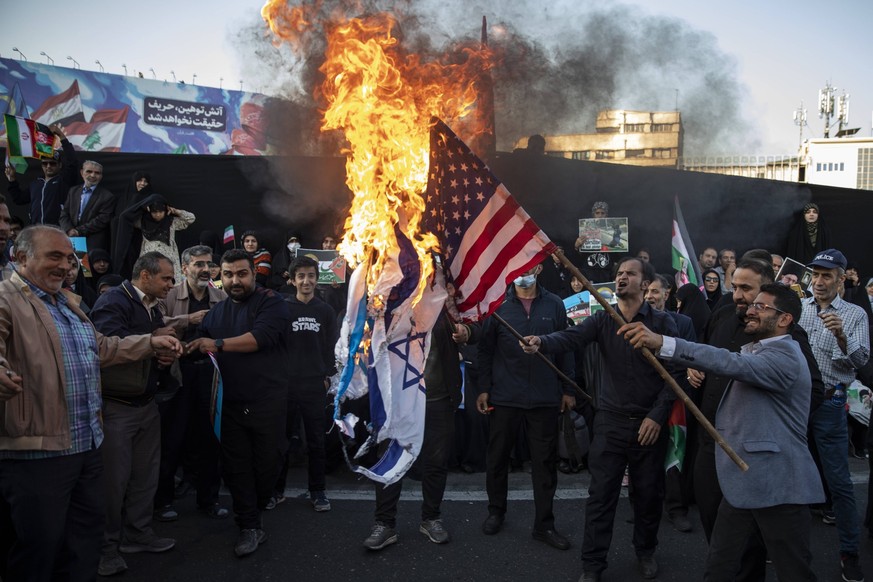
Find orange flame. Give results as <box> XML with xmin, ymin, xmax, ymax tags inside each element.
<box><xmin>262</xmin><ymin>5</ymin><xmax>493</xmax><ymax>299</ymax></box>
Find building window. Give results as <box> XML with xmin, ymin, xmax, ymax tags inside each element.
<box><xmin>652</xmin><ymin>123</ymin><xmax>673</xmax><ymax>133</ymax></box>
<box><xmin>571</xmin><ymin>151</ymin><xmax>591</xmax><ymax>160</ymax></box>
<box><xmin>840</xmin><ymin>163</ymin><xmax>844</xmax><ymax>171</ymax></box>
<box><xmin>625</xmin><ymin>149</ymin><xmax>645</xmax><ymax>158</ymax></box>
<box><xmin>595</xmin><ymin>150</ymin><xmax>615</xmax><ymax>159</ymax></box>
<box><xmin>858</xmin><ymin>148</ymin><xmax>873</xmax><ymax>190</ymax></box>
<box><xmin>816</xmin><ymin>163</ymin><xmax>821</xmax><ymax>172</ymax></box>
<box><xmin>625</xmin><ymin>123</ymin><xmax>646</xmax><ymax>133</ymax></box>
<box><xmin>653</xmin><ymin>148</ymin><xmax>673</xmax><ymax>159</ymax></box>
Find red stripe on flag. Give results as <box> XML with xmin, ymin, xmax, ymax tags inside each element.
<box><xmin>452</xmin><ymin>195</ymin><xmax>518</xmax><ymax>289</ymax></box>
<box><xmin>31</xmin><ymin>81</ymin><xmax>81</xmax><ymax>120</ymax></box>
<box><xmin>456</xmin><ymin>218</ymin><xmax>550</xmax><ymax>313</ymax></box>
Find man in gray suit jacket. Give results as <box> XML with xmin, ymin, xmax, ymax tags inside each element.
<box><xmin>59</xmin><ymin>160</ymin><xmax>115</xmax><ymax>253</ymax></box>
<box><xmin>619</xmin><ymin>283</ymin><xmax>825</xmax><ymax>582</ymax></box>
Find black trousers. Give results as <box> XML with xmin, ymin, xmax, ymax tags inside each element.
<box><xmin>485</xmin><ymin>404</ymin><xmax>559</xmax><ymax>531</ymax></box>
<box><xmin>375</xmin><ymin>398</ymin><xmax>455</xmax><ymax>527</ymax></box>
<box><xmin>155</xmin><ymin>360</ymin><xmax>222</xmax><ymax>508</ymax></box>
<box><xmin>581</xmin><ymin>411</ymin><xmax>667</xmax><ymax>574</ymax></box>
<box><xmin>221</xmin><ymin>398</ymin><xmax>286</xmax><ymax>529</ymax></box>
<box><xmin>694</xmin><ymin>439</ymin><xmax>768</xmax><ymax>582</ymax></box>
<box><xmin>0</xmin><ymin>449</ymin><xmax>105</xmax><ymax>582</ymax></box>
<box><xmin>275</xmin><ymin>377</ymin><xmax>327</xmax><ymax>494</ymax></box>
<box><xmin>705</xmin><ymin>501</ymin><xmax>815</xmax><ymax>582</ymax></box>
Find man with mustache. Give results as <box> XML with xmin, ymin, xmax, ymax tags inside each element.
<box><xmin>187</xmin><ymin>249</ymin><xmax>291</xmax><ymax>558</ymax></box>
<box><xmin>523</xmin><ymin>257</ymin><xmax>680</xmax><ymax>581</ymax></box>
<box><xmin>154</xmin><ymin>245</ymin><xmax>229</xmax><ymax>522</ymax></box>
<box><xmin>0</xmin><ymin>226</ymin><xmax>182</xmax><ymax>581</ymax></box>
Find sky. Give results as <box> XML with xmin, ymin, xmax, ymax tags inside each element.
<box><xmin>5</xmin><ymin>0</ymin><xmax>872</xmax><ymax>155</ymax></box>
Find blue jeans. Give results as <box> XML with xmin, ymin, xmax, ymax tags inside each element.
<box><xmin>812</xmin><ymin>400</ymin><xmax>860</xmax><ymax>555</ymax></box>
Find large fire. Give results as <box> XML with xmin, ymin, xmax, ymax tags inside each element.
<box><xmin>261</xmin><ymin>1</ymin><xmax>493</xmax><ymax>297</ymax></box>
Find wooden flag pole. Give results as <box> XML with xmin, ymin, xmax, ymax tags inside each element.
<box><xmin>552</xmin><ymin>248</ymin><xmax>748</xmax><ymax>472</ymax></box>
<box><xmin>491</xmin><ymin>312</ymin><xmax>593</xmax><ymax>403</ymax></box>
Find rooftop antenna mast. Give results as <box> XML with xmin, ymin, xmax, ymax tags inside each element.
<box><xmin>818</xmin><ymin>82</ymin><xmax>836</xmax><ymax>138</ymax></box>
<box><xmin>793</xmin><ymin>101</ymin><xmax>807</xmax><ymax>147</ymax></box>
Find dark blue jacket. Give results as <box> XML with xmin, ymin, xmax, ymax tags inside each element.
<box><xmin>7</xmin><ymin>139</ymin><xmax>78</xmax><ymax>225</ymax></box>
<box><xmin>478</xmin><ymin>285</ymin><xmax>574</xmax><ymax>409</ymax></box>
<box><xmin>91</xmin><ymin>280</ymin><xmax>165</xmax><ymax>405</ymax></box>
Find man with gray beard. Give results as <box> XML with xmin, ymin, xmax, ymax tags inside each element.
<box><xmin>155</xmin><ymin>246</ymin><xmax>229</xmax><ymax>520</ymax></box>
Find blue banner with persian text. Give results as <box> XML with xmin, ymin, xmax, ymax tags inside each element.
<box><xmin>0</xmin><ymin>58</ymin><xmax>271</xmax><ymax>155</ymax></box>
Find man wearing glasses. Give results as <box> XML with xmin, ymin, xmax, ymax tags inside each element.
<box><xmin>4</xmin><ymin>124</ymin><xmax>78</xmax><ymax>226</ymax></box>
<box><xmin>686</xmin><ymin>257</ymin><xmax>824</xmax><ymax>580</ymax></box>
<box><xmin>619</xmin><ymin>283</ymin><xmax>824</xmax><ymax>582</ymax></box>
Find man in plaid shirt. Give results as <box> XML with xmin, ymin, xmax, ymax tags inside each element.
<box><xmin>799</xmin><ymin>248</ymin><xmax>870</xmax><ymax>582</ymax></box>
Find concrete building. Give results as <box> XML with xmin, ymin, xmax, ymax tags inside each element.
<box><xmin>801</xmin><ymin>137</ymin><xmax>873</xmax><ymax>190</ymax></box>
<box><xmin>679</xmin><ymin>137</ymin><xmax>873</xmax><ymax>191</ymax></box>
<box><xmin>517</xmin><ymin>110</ymin><xmax>683</xmax><ymax>168</ymax></box>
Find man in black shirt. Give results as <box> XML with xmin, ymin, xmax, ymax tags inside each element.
<box><xmin>271</xmin><ymin>256</ymin><xmax>337</xmax><ymax>512</ymax></box>
<box><xmin>525</xmin><ymin>257</ymin><xmax>679</xmax><ymax>581</ymax></box>
<box><xmin>187</xmin><ymin>249</ymin><xmax>291</xmax><ymax>558</ymax></box>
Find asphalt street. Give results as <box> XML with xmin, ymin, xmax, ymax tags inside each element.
<box><xmin>106</xmin><ymin>456</ymin><xmax>873</xmax><ymax>582</ymax></box>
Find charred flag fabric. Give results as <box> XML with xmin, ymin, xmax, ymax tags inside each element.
<box><xmin>333</xmin><ymin>226</ymin><xmax>446</xmax><ymax>485</ymax></box>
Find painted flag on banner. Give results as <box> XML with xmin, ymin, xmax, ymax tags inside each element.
<box><xmin>671</xmin><ymin>195</ymin><xmax>700</xmax><ymax>287</ymax></box>
<box><xmin>333</xmin><ymin>226</ymin><xmax>447</xmax><ymax>485</ymax></box>
<box><xmin>32</xmin><ymin>80</ymin><xmax>86</xmax><ymax>127</ymax></box>
<box><xmin>665</xmin><ymin>399</ymin><xmax>687</xmax><ymax>471</ymax></box>
<box><xmin>65</xmin><ymin>107</ymin><xmax>128</xmax><ymax>152</ymax></box>
<box><xmin>0</xmin><ymin>83</ymin><xmax>29</xmax><ymax>119</ymax></box>
<box><xmin>4</xmin><ymin>115</ymin><xmax>54</xmax><ymax>159</ymax></box>
<box><xmin>422</xmin><ymin>118</ymin><xmax>555</xmax><ymax>322</ymax></box>
<box><xmin>223</xmin><ymin>225</ymin><xmax>235</xmax><ymax>245</ymax></box>
<box><xmin>207</xmin><ymin>352</ymin><xmax>223</xmax><ymax>440</ymax></box>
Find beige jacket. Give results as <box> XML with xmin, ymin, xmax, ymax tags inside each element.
<box><xmin>160</xmin><ymin>281</ymin><xmax>227</xmax><ymax>335</ymax></box>
<box><xmin>0</xmin><ymin>272</ymin><xmax>153</xmax><ymax>451</ymax></box>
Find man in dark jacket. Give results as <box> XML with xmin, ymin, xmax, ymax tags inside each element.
<box><xmin>477</xmin><ymin>262</ymin><xmax>576</xmax><ymax>551</ymax></box>
<box><xmin>270</xmin><ymin>256</ymin><xmax>337</xmax><ymax>512</ymax></box>
<box><xmin>186</xmin><ymin>249</ymin><xmax>291</xmax><ymax>558</ymax></box>
<box><xmin>4</xmin><ymin>125</ymin><xmax>78</xmax><ymax>226</ymax></box>
<box><xmin>524</xmin><ymin>257</ymin><xmax>680</xmax><ymax>581</ymax></box>
<box><xmin>90</xmin><ymin>252</ymin><xmax>178</xmax><ymax>576</ymax></box>
<box><xmin>59</xmin><ymin>160</ymin><xmax>115</xmax><ymax>253</ymax></box>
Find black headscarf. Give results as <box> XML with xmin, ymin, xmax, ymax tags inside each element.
<box><xmin>138</xmin><ymin>195</ymin><xmax>174</xmax><ymax>244</ymax></box>
<box><xmin>701</xmin><ymin>268</ymin><xmax>724</xmax><ymax>311</ymax></box>
<box><xmin>676</xmin><ymin>283</ymin><xmax>711</xmax><ymax>340</ymax></box>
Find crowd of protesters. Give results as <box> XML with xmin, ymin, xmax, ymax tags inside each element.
<box><xmin>1</xmin><ymin>142</ymin><xmax>872</xmax><ymax>582</ymax></box>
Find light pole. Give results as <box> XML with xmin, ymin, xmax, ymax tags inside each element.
<box><xmin>66</xmin><ymin>56</ymin><xmax>79</xmax><ymax>69</ymax></box>
<box><xmin>219</xmin><ymin>77</ymin><xmax>223</xmax><ymax>90</ymax></box>
<box><xmin>122</xmin><ymin>63</ymin><xmax>128</xmax><ymax>76</ymax></box>
<box><xmin>12</xmin><ymin>47</ymin><xmax>26</xmax><ymax>61</ymax></box>
<box><xmin>39</xmin><ymin>51</ymin><xmax>54</xmax><ymax>65</ymax></box>
<box><xmin>239</xmin><ymin>80</ymin><xmax>244</xmax><ymax>92</ymax></box>
<box><xmin>149</xmin><ymin>68</ymin><xmax>156</xmax><ymax>79</ymax></box>
<box><xmin>170</xmin><ymin>70</ymin><xmax>176</xmax><ymax>82</ymax></box>
<box><xmin>95</xmin><ymin>60</ymin><xmax>104</xmax><ymax>72</ymax></box>
<box><xmin>192</xmin><ymin>73</ymin><xmax>197</xmax><ymax>85</ymax></box>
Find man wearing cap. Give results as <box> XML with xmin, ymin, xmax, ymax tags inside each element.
<box><xmin>4</xmin><ymin>125</ymin><xmax>78</xmax><ymax>226</ymax></box>
<box><xmin>799</xmin><ymin>248</ymin><xmax>869</xmax><ymax>582</ymax></box>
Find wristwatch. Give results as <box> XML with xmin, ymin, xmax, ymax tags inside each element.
<box><xmin>214</xmin><ymin>338</ymin><xmax>224</xmax><ymax>353</ymax></box>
